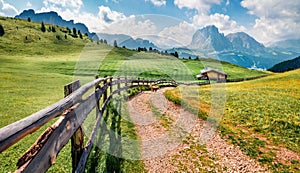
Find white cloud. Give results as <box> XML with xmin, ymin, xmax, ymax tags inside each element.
<box><xmin>241</xmin><ymin>0</ymin><xmax>300</xmax><ymax>19</ymax></box>
<box><xmin>26</xmin><ymin>2</ymin><xmax>32</xmax><ymax>7</ymax></box>
<box><xmin>241</xmin><ymin>0</ymin><xmax>300</xmax><ymax>43</ymax></box>
<box><xmin>105</xmin><ymin>0</ymin><xmax>120</xmax><ymax>2</ymax></box>
<box><xmin>157</xmin><ymin>21</ymin><xmax>196</xmax><ymax>47</ymax></box>
<box><xmin>173</xmin><ymin>0</ymin><xmax>245</xmax><ymax>39</ymax></box>
<box><xmin>98</xmin><ymin>5</ymin><xmax>125</xmax><ymax>25</ymax></box>
<box><xmin>174</xmin><ymin>0</ymin><xmax>222</xmax><ymax>14</ymax></box>
<box><xmin>42</xmin><ymin>0</ymin><xmax>83</xmax><ymax>13</ymax></box>
<box><xmin>102</xmin><ymin>15</ymin><xmax>158</xmax><ymax>38</ymax></box>
<box><xmin>145</xmin><ymin>0</ymin><xmax>166</xmax><ymax>6</ymax></box>
<box><xmin>193</xmin><ymin>13</ymin><xmax>246</xmax><ymax>35</ymax></box>
<box><xmin>39</xmin><ymin>5</ymin><xmax>126</xmax><ymax>33</ymax></box>
<box><xmin>225</xmin><ymin>0</ymin><xmax>230</xmax><ymax>6</ymax></box>
<box><xmin>0</xmin><ymin>0</ymin><xmax>18</xmax><ymax>17</ymax></box>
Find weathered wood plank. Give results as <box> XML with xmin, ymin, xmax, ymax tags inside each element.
<box><xmin>15</xmin><ymin>89</ymin><xmax>103</xmax><ymax>172</ymax></box>
<box><xmin>0</xmin><ymin>77</ymin><xmax>106</xmax><ymax>152</ymax></box>
<box><xmin>64</xmin><ymin>80</ymin><xmax>84</xmax><ymax>173</ymax></box>
<box><xmin>64</xmin><ymin>80</ymin><xmax>80</xmax><ymax>97</ymax></box>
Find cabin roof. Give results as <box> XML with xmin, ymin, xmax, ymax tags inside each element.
<box><xmin>200</xmin><ymin>67</ymin><xmax>227</xmax><ymax>75</ymax></box>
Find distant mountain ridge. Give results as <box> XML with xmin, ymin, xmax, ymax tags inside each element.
<box><xmin>269</xmin><ymin>39</ymin><xmax>300</xmax><ymax>53</ymax></box>
<box><xmin>119</xmin><ymin>38</ymin><xmax>158</xmax><ymax>50</ymax></box>
<box><xmin>190</xmin><ymin>25</ymin><xmax>265</xmax><ymax>53</ymax></box>
<box><xmin>15</xmin><ymin>9</ymin><xmax>98</xmax><ymax>40</ymax></box>
<box><xmin>175</xmin><ymin>25</ymin><xmax>300</xmax><ymax>69</ymax></box>
<box><xmin>226</xmin><ymin>32</ymin><xmax>265</xmax><ymax>54</ymax></box>
<box><xmin>97</xmin><ymin>33</ymin><xmax>158</xmax><ymax>50</ymax></box>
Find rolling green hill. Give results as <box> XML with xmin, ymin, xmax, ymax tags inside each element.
<box><xmin>268</xmin><ymin>56</ymin><xmax>300</xmax><ymax>72</ymax></box>
<box><xmin>0</xmin><ymin>16</ymin><xmax>90</xmax><ymax>56</ymax></box>
<box><xmin>0</xmin><ymin>16</ymin><xmax>270</xmax><ymax>172</ymax></box>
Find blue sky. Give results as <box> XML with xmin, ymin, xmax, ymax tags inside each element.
<box><xmin>1</xmin><ymin>0</ymin><xmax>299</xmax><ymax>47</ymax></box>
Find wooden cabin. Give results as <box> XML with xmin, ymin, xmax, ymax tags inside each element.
<box><xmin>196</xmin><ymin>67</ymin><xmax>227</xmax><ymax>82</ymax></box>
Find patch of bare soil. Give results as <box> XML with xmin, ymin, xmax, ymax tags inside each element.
<box><xmin>127</xmin><ymin>88</ymin><xmax>270</xmax><ymax>172</ymax></box>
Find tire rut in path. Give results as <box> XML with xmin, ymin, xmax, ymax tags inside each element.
<box><xmin>127</xmin><ymin>88</ymin><xmax>269</xmax><ymax>172</ymax></box>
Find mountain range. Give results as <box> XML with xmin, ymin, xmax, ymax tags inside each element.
<box><xmin>97</xmin><ymin>33</ymin><xmax>158</xmax><ymax>50</ymax></box>
<box><xmin>170</xmin><ymin>25</ymin><xmax>299</xmax><ymax>69</ymax></box>
<box><xmin>14</xmin><ymin>9</ymin><xmax>300</xmax><ymax>69</ymax></box>
<box><xmin>15</xmin><ymin>9</ymin><xmax>98</xmax><ymax>40</ymax></box>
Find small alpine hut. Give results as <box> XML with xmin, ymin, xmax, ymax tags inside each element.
<box><xmin>196</xmin><ymin>67</ymin><xmax>227</xmax><ymax>82</ymax></box>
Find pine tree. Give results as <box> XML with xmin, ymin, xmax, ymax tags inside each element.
<box><xmin>78</xmin><ymin>30</ymin><xmax>83</xmax><ymax>39</ymax></box>
<box><xmin>51</xmin><ymin>26</ymin><xmax>56</xmax><ymax>32</ymax></box>
<box><xmin>0</xmin><ymin>24</ymin><xmax>4</xmax><ymax>36</ymax></box>
<box><xmin>174</xmin><ymin>51</ymin><xmax>179</xmax><ymax>58</ymax></box>
<box><xmin>41</xmin><ymin>22</ymin><xmax>46</xmax><ymax>32</ymax></box>
<box><xmin>113</xmin><ymin>40</ymin><xmax>118</xmax><ymax>47</ymax></box>
<box><xmin>72</xmin><ymin>28</ymin><xmax>77</xmax><ymax>36</ymax></box>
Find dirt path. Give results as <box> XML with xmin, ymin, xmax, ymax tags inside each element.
<box><xmin>127</xmin><ymin>88</ymin><xmax>269</xmax><ymax>172</ymax></box>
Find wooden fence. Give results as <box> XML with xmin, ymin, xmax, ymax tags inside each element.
<box><xmin>0</xmin><ymin>76</ymin><xmax>177</xmax><ymax>173</ymax></box>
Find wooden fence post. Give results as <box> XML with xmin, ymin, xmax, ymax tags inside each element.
<box><xmin>117</xmin><ymin>76</ymin><xmax>121</xmax><ymax>95</ymax></box>
<box><xmin>125</xmin><ymin>76</ymin><xmax>128</xmax><ymax>87</ymax></box>
<box><xmin>110</xmin><ymin>77</ymin><xmax>113</xmax><ymax>97</ymax></box>
<box><xmin>103</xmin><ymin>77</ymin><xmax>107</xmax><ymax>102</ymax></box>
<box><xmin>95</xmin><ymin>75</ymin><xmax>100</xmax><ymax>118</ymax></box>
<box><xmin>64</xmin><ymin>80</ymin><xmax>84</xmax><ymax>173</ymax></box>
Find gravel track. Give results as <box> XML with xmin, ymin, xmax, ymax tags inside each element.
<box><xmin>127</xmin><ymin>88</ymin><xmax>270</xmax><ymax>172</ymax></box>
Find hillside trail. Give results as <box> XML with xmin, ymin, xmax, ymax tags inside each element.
<box><xmin>127</xmin><ymin>87</ymin><xmax>269</xmax><ymax>173</ymax></box>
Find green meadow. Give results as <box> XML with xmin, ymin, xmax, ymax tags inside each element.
<box><xmin>166</xmin><ymin>69</ymin><xmax>300</xmax><ymax>172</ymax></box>
<box><xmin>0</xmin><ymin>16</ymin><xmax>274</xmax><ymax>172</ymax></box>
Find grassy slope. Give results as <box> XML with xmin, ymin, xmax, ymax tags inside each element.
<box><xmin>0</xmin><ymin>16</ymin><xmax>146</xmax><ymax>173</ymax></box>
<box><xmin>0</xmin><ymin>16</ymin><xmax>90</xmax><ymax>172</ymax></box>
<box><xmin>182</xmin><ymin>58</ymin><xmax>267</xmax><ymax>80</ymax></box>
<box><xmin>0</xmin><ymin>16</ymin><xmax>269</xmax><ymax>172</ymax></box>
<box><xmin>166</xmin><ymin>69</ymin><xmax>300</xmax><ymax>172</ymax></box>
<box><xmin>97</xmin><ymin>51</ymin><xmax>268</xmax><ymax>81</ymax></box>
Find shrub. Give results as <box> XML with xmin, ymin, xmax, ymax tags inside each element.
<box><xmin>0</xmin><ymin>24</ymin><xmax>4</xmax><ymax>36</ymax></box>
<box><xmin>114</xmin><ymin>40</ymin><xmax>118</xmax><ymax>47</ymax></box>
<box><xmin>56</xmin><ymin>35</ymin><xmax>61</xmax><ymax>40</ymax></box>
